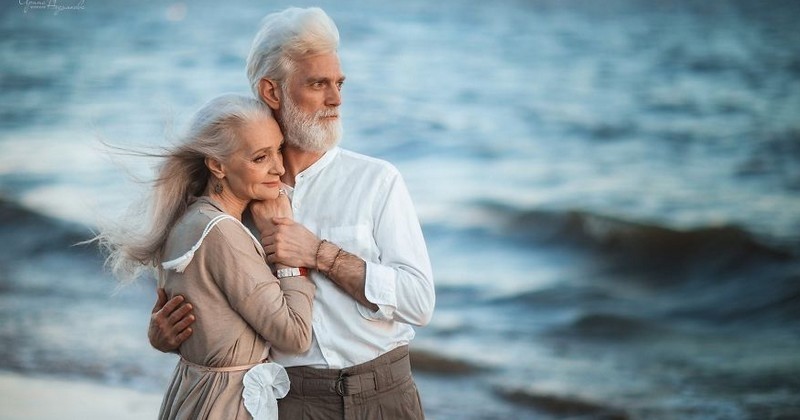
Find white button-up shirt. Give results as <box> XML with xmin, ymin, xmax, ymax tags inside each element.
<box><xmin>270</xmin><ymin>147</ymin><xmax>435</xmax><ymax>369</ymax></box>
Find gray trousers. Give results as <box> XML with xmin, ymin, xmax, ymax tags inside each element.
<box><xmin>278</xmin><ymin>346</ymin><xmax>424</xmax><ymax>420</ymax></box>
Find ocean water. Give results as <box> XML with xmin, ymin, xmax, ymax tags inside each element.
<box><xmin>1</xmin><ymin>0</ymin><xmax>799</xmax><ymax>418</ymax></box>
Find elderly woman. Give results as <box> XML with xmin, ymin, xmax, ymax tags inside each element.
<box><xmin>99</xmin><ymin>94</ymin><xmax>315</xmax><ymax>419</ymax></box>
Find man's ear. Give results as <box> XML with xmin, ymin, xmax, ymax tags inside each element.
<box><xmin>205</xmin><ymin>157</ymin><xmax>225</xmax><ymax>179</ymax></box>
<box><xmin>258</xmin><ymin>78</ymin><xmax>281</xmax><ymax>111</ymax></box>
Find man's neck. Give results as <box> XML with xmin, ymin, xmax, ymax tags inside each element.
<box><xmin>280</xmin><ymin>144</ymin><xmax>326</xmax><ymax>187</ymax></box>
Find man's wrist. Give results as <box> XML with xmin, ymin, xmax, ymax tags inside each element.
<box><xmin>316</xmin><ymin>240</ymin><xmax>339</xmax><ymax>274</ymax></box>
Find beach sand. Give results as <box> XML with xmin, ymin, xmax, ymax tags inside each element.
<box><xmin>0</xmin><ymin>351</ymin><xmax>480</xmax><ymax>420</ymax></box>
<box><xmin>0</xmin><ymin>371</ymin><xmax>162</xmax><ymax>420</ymax></box>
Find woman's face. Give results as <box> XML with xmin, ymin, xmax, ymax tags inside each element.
<box><xmin>222</xmin><ymin>115</ymin><xmax>285</xmax><ymax>201</ymax></box>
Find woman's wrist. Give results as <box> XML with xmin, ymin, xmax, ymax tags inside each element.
<box><xmin>276</xmin><ymin>267</ymin><xmax>308</xmax><ymax>279</ymax></box>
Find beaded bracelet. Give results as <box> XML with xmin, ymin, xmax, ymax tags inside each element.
<box><xmin>315</xmin><ymin>239</ymin><xmax>329</xmax><ymax>271</ymax></box>
<box><xmin>330</xmin><ymin>247</ymin><xmax>345</xmax><ymax>278</ymax></box>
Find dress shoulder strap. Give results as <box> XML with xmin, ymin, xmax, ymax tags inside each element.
<box><xmin>162</xmin><ymin>213</ymin><xmax>261</xmax><ymax>273</ymax></box>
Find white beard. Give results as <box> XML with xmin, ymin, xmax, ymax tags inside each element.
<box><xmin>280</xmin><ymin>94</ymin><xmax>342</xmax><ymax>152</ymax></box>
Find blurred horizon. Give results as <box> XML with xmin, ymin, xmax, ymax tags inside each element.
<box><xmin>1</xmin><ymin>0</ymin><xmax>799</xmax><ymax>418</ymax></box>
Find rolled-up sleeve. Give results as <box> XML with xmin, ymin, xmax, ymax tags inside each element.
<box><xmin>360</xmin><ymin>170</ymin><xmax>435</xmax><ymax>326</ymax></box>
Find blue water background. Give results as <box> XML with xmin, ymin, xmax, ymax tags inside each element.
<box><xmin>1</xmin><ymin>0</ymin><xmax>799</xmax><ymax>418</ymax></box>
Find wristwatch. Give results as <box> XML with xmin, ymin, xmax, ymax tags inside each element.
<box><xmin>276</xmin><ymin>267</ymin><xmax>309</xmax><ymax>279</ymax></box>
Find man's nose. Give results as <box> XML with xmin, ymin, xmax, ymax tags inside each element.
<box><xmin>325</xmin><ymin>85</ymin><xmax>341</xmax><ymax>107</ymax></box>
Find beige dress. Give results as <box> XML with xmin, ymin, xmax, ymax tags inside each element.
<box><xmin>157</xmin><ymin>196</ymin><xmax>315</xmax><ymax>420</ymax></box>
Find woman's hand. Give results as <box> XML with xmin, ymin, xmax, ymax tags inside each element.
<box><xmin>250</xmin><ymin>189</ymin><xmax>293</xmax><ymax>235</ymax></box>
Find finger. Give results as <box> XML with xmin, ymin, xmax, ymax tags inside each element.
<box><xmin>172</xmin><ymin>314</ymin><xmax>196</xmax><ymax>333</ymax></box>
<box><xmin>271</xmin><ymin>217</ymin><xmax>293</xmax><ymax>225</ymax></box>
<box><xmin>263</xmin><ymin>244</ymin><xmax>277</xmax><ymax>255</ymax></box>
<box><xmin>261</xmin><ymin>233</ymin><xmax>278</xmax><ymax>247</ymax></box>
<box><xmin>167</xmin><ymin>302</ymin><xmax>193</xmax><ymax>325</ymax></box>
<box><xmin>174</xmin><ymin>327</ymin><xmax>193</xmax><ymax>344</ymax></box>
<box><xmin>152</xmin><ymin>288</ymin><xmax>168</xmax><ymax>314</ymax></box>
<box><xmin>160</xmin><ymin>294</ymin><xmax>185</xmax><ymax>316</ymax></box>
<box><xmin>260</xmin><ymin>225</ymin><xmax>278</xmax><ymax>237</ymax></box>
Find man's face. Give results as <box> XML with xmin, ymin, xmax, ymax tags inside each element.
<box><xmin>279</xmin><ymin>52</ymin><xmax>345</xmax><ymax>152</ymax></box>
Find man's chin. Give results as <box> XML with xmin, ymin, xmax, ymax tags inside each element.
<box><xmin>289</xmin><ymin>136</ymin><xmax>340</xmax><ymax>153</ymax></box>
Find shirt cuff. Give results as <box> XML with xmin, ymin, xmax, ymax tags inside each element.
<box><xmin>358</xmin><ymin>261</ymin><xmax>397</xmax><ymax>321</ymax></box>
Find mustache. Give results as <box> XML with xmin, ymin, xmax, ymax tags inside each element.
<box><xmin>317</xmin><ymin>108</ymin><xmax>339</xmax><ymax>118</ymax></box>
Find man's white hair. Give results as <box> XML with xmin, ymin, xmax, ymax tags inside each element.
<box><xmin>246</xmin><ymin>7</ymin><xmax>340</xmax><ymax>99</ymax></box>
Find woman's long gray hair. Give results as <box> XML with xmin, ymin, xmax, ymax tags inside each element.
<box><xmin>97</xmin><ymin>94</ymin><xmax>273</xmax><ymax>283</ymax></box>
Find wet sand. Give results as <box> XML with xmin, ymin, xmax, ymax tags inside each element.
<box><xmin>0</xmin><ymin>371</ymin><xmax>161</xmax><ymax>420</ymax></box>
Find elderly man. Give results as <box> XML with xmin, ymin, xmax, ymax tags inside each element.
<box><xmin>149</xmin><ymin>7</ymin><xmax>435</xmax><ymax>419</ymax></box>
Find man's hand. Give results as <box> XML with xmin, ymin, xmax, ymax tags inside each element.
<box><xmin>261</xmin><ymin>217</ymin><xmax>321</xmax><ymax>269</ymax></box>
<box><xmin>148</xmin><ymin>288</ymin><xmax>195</xmax><ymax>353</ymax></box>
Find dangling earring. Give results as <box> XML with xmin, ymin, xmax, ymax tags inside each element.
<box><xmin>214</xmin><ymin>179</ymin><xmax>223</xmax><ymax>194</ymax></box>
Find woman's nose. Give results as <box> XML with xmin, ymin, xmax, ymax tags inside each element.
<box><xmin>271</xmin><ymin>153</ymin><xmax>285</xmax><ymax>176</ymax></box>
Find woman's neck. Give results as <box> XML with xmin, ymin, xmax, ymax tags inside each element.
<box><xmin>204</xmin><ymin>185</ymin><xmax>247</xmax><ymax>220</ymax></box>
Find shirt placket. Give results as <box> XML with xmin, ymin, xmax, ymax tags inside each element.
<box><xmin>293</xmin><ymin>173</ymin><xmax>337</xmax><ymax>367</ymax></box>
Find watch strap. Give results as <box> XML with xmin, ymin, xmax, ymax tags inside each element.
<box><xmin>276</xmin><ymin>267</ymin><xmax>309</xmax><ymax>279</ymax></box>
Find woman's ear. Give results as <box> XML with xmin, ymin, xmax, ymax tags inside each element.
<box><xmin>205</xmin><ymin>157</ymin><xmax>225</xmax><ymax>179</ymax></box>
<box><xmin>258</xmin><ymin>78</ymin><xmax>281</xmax><ymax>111</ymax></box>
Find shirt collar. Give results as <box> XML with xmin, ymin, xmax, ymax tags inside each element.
<box><xmin>295</xmin><ymin>146</ymin><xmax>340</xmax><ymax>181</ymax></box>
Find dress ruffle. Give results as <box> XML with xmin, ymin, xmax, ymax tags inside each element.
<box><xmin>242</xmin><ymin>363</ymin><xmax>290</xmax><ymax>420</ymax></box>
